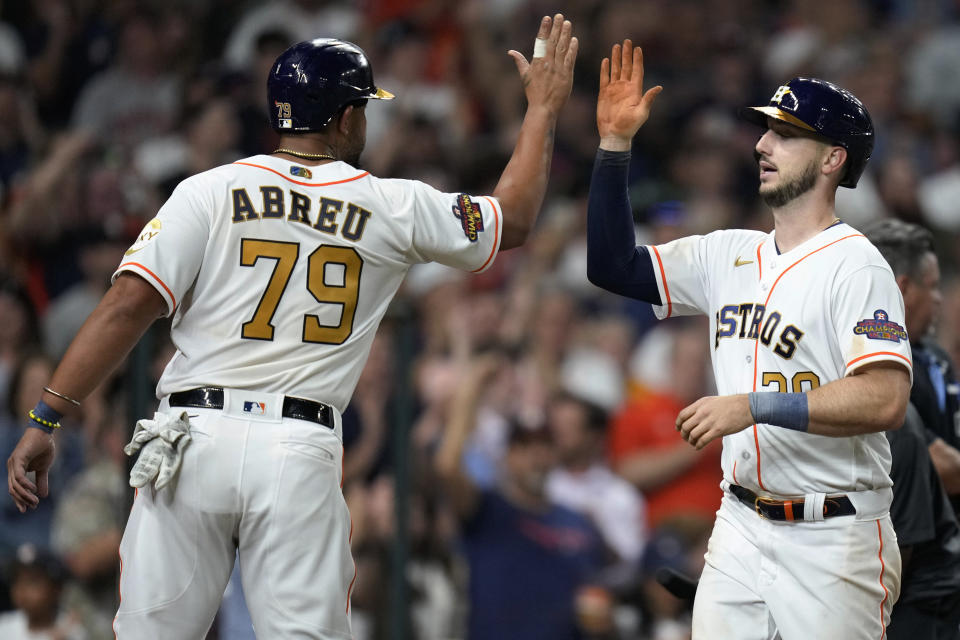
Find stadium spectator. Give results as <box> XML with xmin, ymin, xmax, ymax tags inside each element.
<box><xmin>0</xmin><ymin>352</ymin><xmax>84</xmax><ymax>554</ymax></box>
<box><xmin>49</xmin><ymin>404</ymin><xmax>127</xmax><ymax>640</ymax></box>
<box><xmin>42</xmin><ymin>227</ymin><xmax>128</xmax><ymax>361</ymax></box>
<box><xmin>865</xmin><ymin>220</ymin><xmax>960</xmax><ymax>512</ymax></box>
<box><xmin>435</xmin><ymin>353</ymin><xmax>605</xmax><ymax>640</ymax></box>
<box><xmin>341</xmin><ymin>327</ymin><xmax>397</xmax><ymax>486</ymax></box>
<box><xmin>70</xmin><ymin>9</ymin><xmax>180</xmax><ymax>149</ymax></box>
<box><xmin>546</xmin><ymin>391</ymin><xmax>647</xmax><ymax>568</ymax></box>
<box><xmin>223</xmin><ymin>0</ymin><xmax>358</xmax><ymax>73</ymax></box>
<box><xmin>0</xmin><ymin>282</ymin><xmax>40</xmax><ymax>409</ymax></box>
<box><xmin>885</xmin><ymin>404</ymin><xmax>960</xmax><ymax>640</ymax></box>
<box><xmin>610</xmin><ymin>321</ymin><xmax>722</xmax><ymax>532</ymax></box>
<box><xmin>0</xmin><ymin>543</ymin><xmax>86</xmax><ymax>640</ymax></box>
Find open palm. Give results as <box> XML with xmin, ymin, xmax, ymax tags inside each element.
<box><xmin>597</xmin><ymin>39</ymin><xmax>662</xmax><ymax>150</ymax></box>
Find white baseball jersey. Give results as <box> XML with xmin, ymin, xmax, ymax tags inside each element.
<box><xmin>646</xmin><ymin>222</ymin><xmax>912</xmax><ymax>500</ymax></box>
<box><xmin>114</xmin><ymin>155</ymin><xmax>502</xmax><ymax>412</ymax></box>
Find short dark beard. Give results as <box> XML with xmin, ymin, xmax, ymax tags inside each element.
<box><xmin>760</xmin><ymin>159</ymin><xmax>819</xmax><ymax>208</ymax></box>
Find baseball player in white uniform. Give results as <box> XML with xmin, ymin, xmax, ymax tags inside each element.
<box><xmin>7</xmin><ymin>16</ymin><xmax>578</xmax><ymax>639</ymax></box>
<box><xmin>586</xmin><ymin>41</ymin><xmax>912</xmax><ymax>639</ymax></box>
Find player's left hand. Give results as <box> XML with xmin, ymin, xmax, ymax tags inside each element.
<box><xmin>7</xmin><ymin>428</ymin><xmax>56</xmax><ymax>513</ymax></box>
<box><xmin>676</xmin><ymin>394</ymin><xmax>753</xmax><ymax>450</ymax></box>
<box><xmin>597</xmin><ymin>39</ymin><xmax>662</xmax><ymax>150</ymax></box>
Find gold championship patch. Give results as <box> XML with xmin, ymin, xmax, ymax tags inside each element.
<box><xmin>853</xmin><ymin>309</ymin><xmax>908</xmax><ymax>343</ymax></box>
<box><xmin>452</xmin><ymin>194</ymin><xmax>484</xmax><ymax>242</ymax></box>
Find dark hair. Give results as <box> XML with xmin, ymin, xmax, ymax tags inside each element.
<box><xmin>507</xmin><ymin>419</ymin><xmax>552</xmax><ymax>447</ymax></box>
<box><xmin>552</xmin><ymin>391</ymin><xmax>609</xmax><ymax>433</ymax></box>
<box><xmin>862</xmin><ymin>219</ymin><xmax>935</xmax><ymax>280</ymax></box>
<box><xmin>6</xmin><ymin>544</ymin><xmax>68</xmax><ymax>585</ymax></box>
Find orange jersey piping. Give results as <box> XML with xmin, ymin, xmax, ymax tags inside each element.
<box><xmin>118</xmin><ymin>262</ymin><xmax>176</xmax><ymax>310</ymax></box>
<box><xmin>651</xmin><ymin>245</ymin><xmax>672</xmax><ymax>318</ymax></box>
<box><xmin>471</xmin><ymin>196</ymin><xmax>501</xmax><ymax>273</ymax></box>
<box><xmin>233</xmin><ymin>161</ymin><xmax>370</xmax><ymax>187</ymax></box>
<box><xmin>877</xmin><ymin>520</ymin><xmax>889</xmax><ymax>639</ymax></box>
<box><xmin>846</xmin><ymin>351</ymin><xmax>912</xmax><ymax>371</ymax></box>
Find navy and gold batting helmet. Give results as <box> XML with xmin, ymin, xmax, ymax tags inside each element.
<box><xmin>267</xmin><ymin>38</ymin><xmax>394</xmax><ymax>133</ymax></box>
<box><xmin>740</xmin><ymin>78</ymin><xmax>874</xmax><ymax>188</ymax></box>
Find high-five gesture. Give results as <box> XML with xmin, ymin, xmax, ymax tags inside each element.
<box><xmin>508</xmin><ymin>14</ymin><xmax>578</xmax><ymax>116</ymax></box>
<box><xmin>597</xmin><ymin>39</ymin><xmax>662</xmax><ymax>151</ymax></box>
<box><xmin>494</xmin><ymin>15</ymin><xmax>578</xmax><ymax>249</ymax></box>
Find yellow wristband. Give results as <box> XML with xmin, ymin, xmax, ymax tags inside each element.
<box><xmin>28</xmin><ymin>409</ymin><xmax>61</xmax><ymax>430</ymax></box>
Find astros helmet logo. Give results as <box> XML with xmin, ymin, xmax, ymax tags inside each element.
<box><xmin>770</xmin><ymin>86</ymin><xmax>799</xmax><ymax>111</ymax></box>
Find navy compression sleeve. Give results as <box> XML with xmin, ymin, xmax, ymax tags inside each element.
<box><xmin>586</xmin><ymin>149</ymin><xmax>661</xmax><ymax>303</ymax></box>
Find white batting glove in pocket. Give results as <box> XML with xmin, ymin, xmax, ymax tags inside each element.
<box><xmin>123</xmin><ymin>411</ymin><xmax>193</xmax><ymax>490</ymax></box>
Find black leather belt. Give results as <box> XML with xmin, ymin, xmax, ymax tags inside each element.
<box><xmin>729</xmin><ymin>484</ymin><xmax>856</xmax><ymax>521</ymax></box>
<box><xmin>168</xmin><ymin>387</ymin><xmax>333</xmax><ymax>429</ymax></box>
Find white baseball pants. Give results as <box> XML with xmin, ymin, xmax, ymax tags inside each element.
<box><xmin>113</xmin><ymin>392</ymin><xmax>354</xmax><ymax>639</ymax></box>
<box><xmin>692</xmin><ymin>492</ymin><xmax>901</xmax><ymax>640</ymax></box>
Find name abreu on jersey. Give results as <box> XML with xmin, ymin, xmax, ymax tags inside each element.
<box><xmin>231</xmin><ymin>185</ymin><xmax>373</xmax><ymax>243</ymax></box>
<box><xmin>714</xmin><ymin>302</ymin><xmax>803</xmax><ymax>359</ymax></box>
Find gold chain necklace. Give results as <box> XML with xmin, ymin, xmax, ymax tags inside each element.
<box><xmin>273</xmin><ymin>148</ymin><xmax>336</xmax><ymax>161</ymax></box>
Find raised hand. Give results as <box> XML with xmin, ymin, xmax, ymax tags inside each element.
<box><xmin>508</xmin><ymin>14</ymin><xmax>578</xmax><ymax>117</ymax></box>
<box><xmin>597</xmin><ymin>39</ymin><xmax>662</xmax><ymax>151</ymax></box>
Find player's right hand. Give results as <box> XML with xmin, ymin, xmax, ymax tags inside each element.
<box><xmin>597</xmin><ymin>39</ymin><xmax>663</xmax><ymax>151</ymax></box>
<box><xmin>508</xmin><ymin>14</ymin><xmax>578</xmax><ymax>117</ymax></box>
<box><xmin>7</xmin><ymin>428</ymin><xmax>56</xmax><ymax>513</ymax></box>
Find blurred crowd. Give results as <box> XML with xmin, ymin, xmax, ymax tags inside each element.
<box><xmin>0</xmin><ymin>0</ymin><xmax>959</xmax><ymax>639</ymax></box>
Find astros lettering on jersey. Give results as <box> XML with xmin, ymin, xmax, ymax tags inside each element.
<box><xmin>115</xmin><ymin>155</ymin><xmax>502</xmax><ymax>413</ymax></box>
<box><xmin>646</xmin><ymin>222</ymin><xmax>912</xmax><ymax>500</ymax></box>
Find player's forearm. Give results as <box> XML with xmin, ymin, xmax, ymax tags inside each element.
<box><xmin>928</xmin><ymin>438</ymin><xmax>960</xmax><ymax>494</ymax></box>
<box><xmin>805</xmin><ymin>365</ymin><xmax>910</xmax><ymax>436</ymax></box>
<box><xmin>494</xmin><ymin>106</ymin><xmax>557</xmax><ymax>250</ymax></box>
<box><xmin>42</xmin><ymin>274</ymin><xmax>166</xmax><ymax>415</ymax></box>
<box><xmin>585</xmin><ymin>149</ymin><xmax>661</xmax><ymax>302</ymax></box>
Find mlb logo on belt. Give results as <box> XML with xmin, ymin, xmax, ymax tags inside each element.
<box><xmin>243</xmin><ymin>401</ymin><xmax>267</xmax><ymax>415</ymax></box>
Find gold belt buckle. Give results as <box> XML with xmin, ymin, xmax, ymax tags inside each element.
<box><xmin>754</xmin><ymin>495</ymin><xmax>777</xmax><ymax>519</ymax></box>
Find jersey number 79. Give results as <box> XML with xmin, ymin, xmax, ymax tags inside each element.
<box><xmin>239</xmin><ymin>238</ymin><xmax>362</xmax><ymax>345</ymax></box>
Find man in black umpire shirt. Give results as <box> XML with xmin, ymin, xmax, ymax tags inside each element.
<box><xmin>866</xmin><ymin>219</ymin><xmax>960</xmax><ymax>638</ymax></box>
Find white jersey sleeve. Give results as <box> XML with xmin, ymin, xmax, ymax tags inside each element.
<box><xmin>647</xmin><ymin>229</ymin><xmax>766</xmax><ymax>319</ymax></box>
<box><xmin>831</xmin><ymin>264</ymin><xmax>913</xmax><ymax>380</ymax></box>
<box><xmin>646</xmin><ymin>235</ymin><xmax>711</xmax><ymax>318</ymax></box>
<box><xmin>401</xmin><ymin>180</ymin><xmax>502</xmax><ymax>273</ymax></box>
<box><xmin>113</xmin><ymin>177</ymin><xmax>212</xmax><ymax>316</ymax></box>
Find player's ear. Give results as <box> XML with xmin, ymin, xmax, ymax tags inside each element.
<box><xmin>822</xmin><ymin>145</ymin><xmax>847</xmax><ymax>182</ymax></box>
<box><xmin>336</xmin><ymin>105</ymin><xmax>354</xmax><ymax>136</ymax></box>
